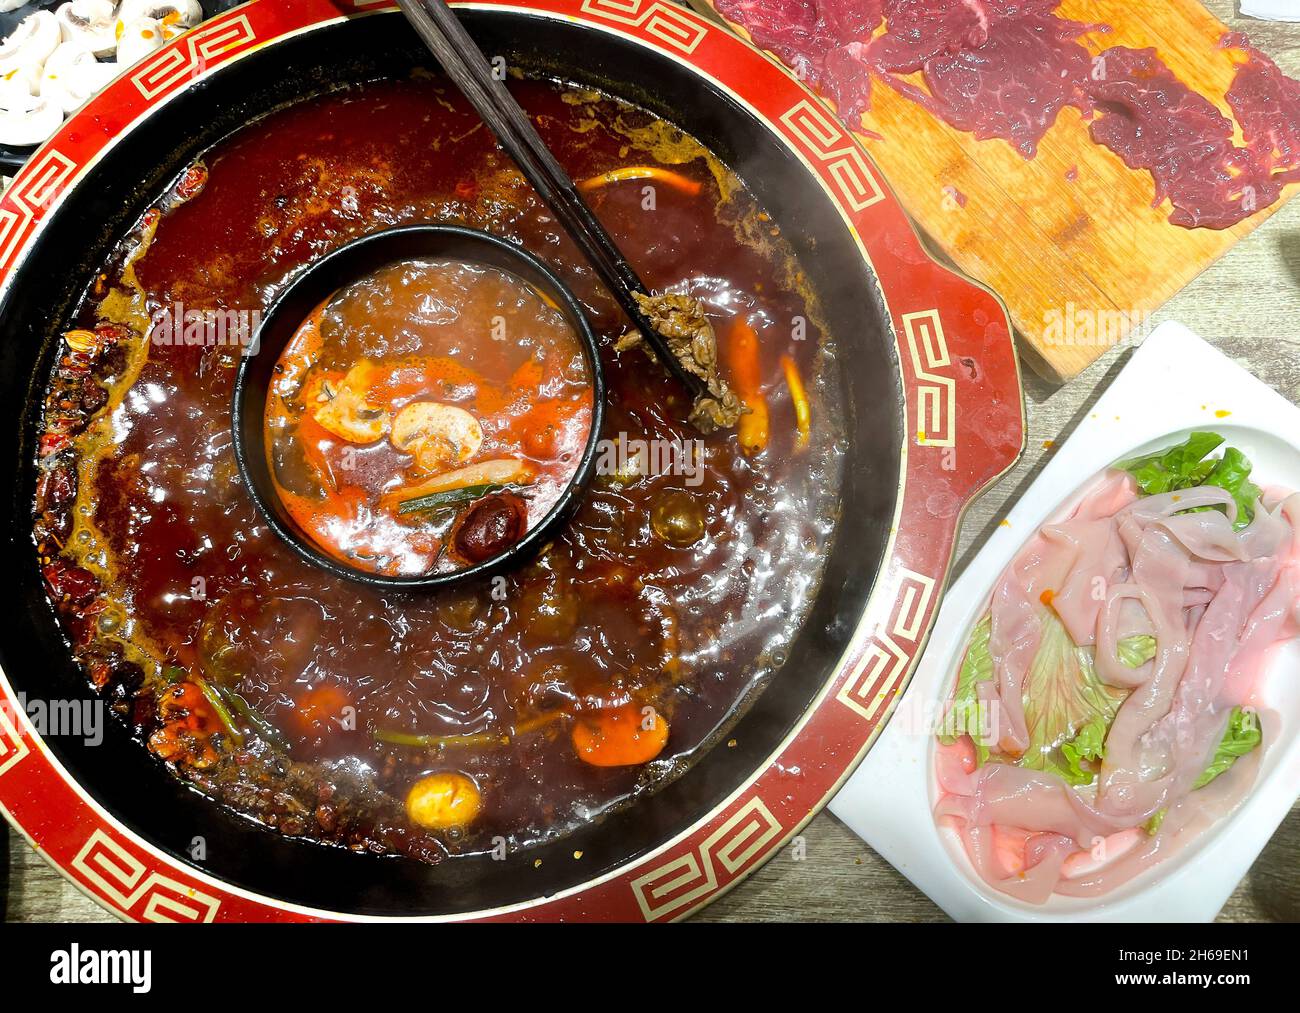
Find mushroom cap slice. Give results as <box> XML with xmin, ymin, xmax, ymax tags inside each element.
<box><xmin>117</xmin><ymin>0</ymin><xmax>203</xmax><ymax>31</ymax></box>
<box><xmin>0</xmin><ymin>91</ymin><xmax>63</xmax><ymax>146</ymax></box>
<box><xmin>312</xmin><ymin>362</ymin><xmax>390</xmax><ymax>444</ymax></box>
<box><xmin>0</xmin><ymin>61</ymin><xmax>41</xmax><ymax>99</ymax></box>
<box><xmin>391</xmin><ymin>401</ymin><xmax>484</xmax><ymax>474</ymax></box>
<box><xmin>41</xmin><ymin>40</ymin><xmax>116</xmax><ymax>115</ymax></box>
<box><xmin>0</xmin><ymin>11</ymin><xmax>62</xmax><ymax>77</ymax></box>
<box><xmin>56</xmin><ymin>0</ymin><xmax>119</xmax><ymax>59</ymax></box>
<box><xmin>115</xmin><ymin>15</ymin><xmax>165</xmax><ymax>67</ymax></box>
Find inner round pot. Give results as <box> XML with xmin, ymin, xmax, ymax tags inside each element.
<box><xmin>0</xmin><ymin>8</ymin><xmax>902</xmax><ymax>917</ymax></box>
<box><xmin>232</xmin><ymin>224</ymin><xmax>607</xmax><ymax>590</ymax></box>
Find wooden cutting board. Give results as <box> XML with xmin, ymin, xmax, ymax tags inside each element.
<box><xmin>692</xmin><ymin>0</ymin><xmax>1300</xmax><ymax>382</ymax></box>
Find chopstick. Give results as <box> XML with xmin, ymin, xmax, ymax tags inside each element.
<box><xmin>395</xmin><ymin>0</ymin><xmax>709</xmax><ymax>402</ymax></box>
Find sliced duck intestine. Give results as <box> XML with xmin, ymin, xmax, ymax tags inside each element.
<box><xmin>936</xmin><ymin>467</ymin><xmax>1300</xmax><ymax>902</ymax></box>
<box><xmin>984</xmin><ymin>470</ymin><xmax>1140</xmax><ymax>755</ymax></box>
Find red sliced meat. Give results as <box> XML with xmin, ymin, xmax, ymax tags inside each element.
<box><xmin>920</xmin><ymin>14</ymin><xmax>1096</xmax><ymax>157</ymax></box>
<box><xmin>872</xmin><ymin>0</ymin><xmax>1100</xmax><ymax>158</ymax></box>
<box><xmin>871</xmin><ymin>0</ymin><xmax>992</xmax><ymax>72</ymax></box>
<box><xmin>715</xmin><ymin>0</ymin><xmax>884</xmax><ymax>120</ymax></box>
<box><xmin>822</xmin><ymin>41</ymin><xmax>875</xmax><ymax>120</ymax></box>
<box><xmin>819</xmin><ymin>0</ymin><xmax>883</xmax><ymax>41</ymax></box>
<box><xmin>1085</xmin><ymin>46</ymin><xmax>1278</xmax><ymax>229</ymax></box>
<box><xmin>716</xmin><ymin>0</ymin><xmax>833</xmax><ymax>82</ymax></box>
<box><xmin>1223</xmin><ymin>32</ymin><xmax>1300</xmax><ymax>184</ymax></box>
<box><xmin>716</xmin><ymin>0</ymin><xmax>1300</xmax><ymax>229</ymax></box>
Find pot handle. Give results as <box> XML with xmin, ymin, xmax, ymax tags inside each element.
<box><xmin>823</xmin><ymin>257</ymin><xmax>1024</xmax><ymax>733</ymax></box>
<box><xmin>892</xmin><ymin>258</ymin><xmax>1025</xmax><ymax>541</ymax></box>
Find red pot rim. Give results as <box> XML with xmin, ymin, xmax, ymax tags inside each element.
<box><xmin>0</xmin><ymin>0</ymin><xmax>1025</xmax><ymax>922</ymax></box>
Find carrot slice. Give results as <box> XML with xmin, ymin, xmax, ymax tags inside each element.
<box><xmin>572</xmin><ymin>703</ymin><xmax>669</xmax><ymax>767</ymax></box>
<box><xmin>780</xmin><ymin>354</ymin><xmax>811</xmax><ymax>450</ymax></box>
<box><xmin>577</xmin><ymin>166</ymin><xmax>703</xmax><ymax>197</ymax></box>
<box><xmin>726</xmin><ymin>318</ymin><xmax>768</xmax><ymax>455</ymax></box>
<box><xmin>293</xmin><ymin>683</ymin><xmax>352</xmax><ymax>736</ymax></box>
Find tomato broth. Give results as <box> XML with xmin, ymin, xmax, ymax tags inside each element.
<box><xmin>265</xmin><ymin>258</ymin><xmax>592</xmax><ymax>577</ymax></box>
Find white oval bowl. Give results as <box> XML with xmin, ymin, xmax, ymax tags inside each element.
<box><xmin>831</xmin><ymin>322</ymin><xmax>1300</xmax><ymax>922</ymax></box>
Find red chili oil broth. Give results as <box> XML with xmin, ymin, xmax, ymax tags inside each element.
<box><xmin>33</xmin><ymin>76</ymin><xmax>846</xmax><ymax>860</ymax></box>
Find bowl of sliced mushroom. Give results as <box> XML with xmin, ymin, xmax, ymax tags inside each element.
<box><xmin>0</xmin><ymin>0</ymin><xmax>219</xmax><ymax>163</ymax></box>
<box><xmin>232</xmin><ymin>223</ymin><xmax>607</xmax><ymax>589</ymax></box>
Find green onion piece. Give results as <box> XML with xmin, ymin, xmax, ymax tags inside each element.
<box><xmin>214</xmin><ymin>684</ymin><xmax>290</xmax><ymax>753</ymax></box>
<box><xmin>398</xmin><ymin>483</ymin><xmax>506</xmax><ymax>516</ymax></box>
<box><xmin>375</xmin><ymin>711</ymin><xmax>569</xmax><ymax>750</ymax></box>
<box><xmin>398</xmin><ymin>481</ymin><xmax>533</xmax><ymax>517</ymax></box>
<box><xmin>513</xmin><ymin>710</ymin><xmax>567</xmax><ymax>736</ymax></box>
<box><xmin>194</xmin><ymin>677</ymin><xmax>244</xmax><ymax>746</ymax></box>
<box><xmin>375</xmin><ymin>728</ymin><xmax>511</xmax><ymax>749</ymax></box>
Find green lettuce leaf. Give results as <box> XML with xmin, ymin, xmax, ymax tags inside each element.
<box><xmin>1117</xmin><ymin>634</ymin><xmax>1158</xmax><ymax>668</ymax></box>
<box><xmin>1117</xmin><ymin>432</ymin><xmax>1224</xmax><ymax>494</ymax></box>
<box><xmin>1019</xmin><ymin>607</ymin><xmax>1129</xmax><ymax>782</ymax></box>
<box><xmin>1203</xmin><ymin>447</ymin><xmax>1262</xmax><ymax>530</ymax></box>
<box><xmin>941</xmin><ymin>614</ymin><xmax>994</xmax><ymax>764</ymax></box>
<box><xmin>1058</xmin><ymin>714</ymin><xmax>1108</xmax><ymax>787</ymax></box>
<box><xmin>1193</xmin><ymin>707</ymin><xmax>1262</xmax><ymax>789</ymax></box>
<box><xmin>1116</xmin><ymin>433</ymin><xmax>1261</xmax><ymax>530</ymax></box>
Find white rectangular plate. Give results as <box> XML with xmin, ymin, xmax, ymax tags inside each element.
<box><xmin>830</xmin><ymin>321</ymin><xmax>1300</xmax><ymax>922</ymax></box>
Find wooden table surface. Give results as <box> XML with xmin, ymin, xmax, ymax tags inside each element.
<box><xmin>5</xmin><ymin>0</ymin><xmax>1299</xmax><ymax>924</ymax></box>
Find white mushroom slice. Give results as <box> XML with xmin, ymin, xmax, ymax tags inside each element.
<box><xmin>41</xmin><ymin>41</ymin><xmax>115</xmax><ymax>115</ymax></box>
<box><xmin>0</xmin><ymin>90</ymin><xmax>63</xmax><ymax>146</ymax></box>
<box><xmin>313</xmin><ymin>362</ymin><xmax>389</xmax><ymax>444</ymax></box>
<box><xmin>56</xmin><ymin>0</ymin><xmax>118</xmax><ymax>59</ymax></box>
<box><xmin>391</xmin><ymin>402</ymin><xmax>484</xmax><ymax>473</ymax></box>
<box><xmin>0</xmin><ymin>0</ymin><xmax>33</xmax><ymax>14</ymax></box>
<box><xmin>116</xmin><ymin>16</ymin><xmax>165</xmax><ymax>66</ymax></box>
<box><xmin>118</xmin><ymin>16</ymin><xmax>175</xmax><ymax>66</ymax></box>
<box><xmin>118</xmin><ymin>0</ymin><xmax>202</xmax><ymax>34</ymax></box>
<box><xmin>0</xmin><ymin>71</ymin><xmax>34</xmax><ymax>120</ymax></box>
<box><xmin>0</xmin><ymin>61</ymin><xmax>40</xmax><ymax>98</ymax></box>
<box><xmin>0</xmin><ymin>10</ymin><xmax>61</xmax><ymax>77</ymax></box>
